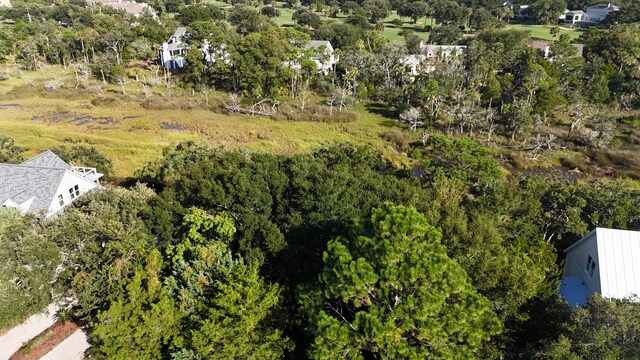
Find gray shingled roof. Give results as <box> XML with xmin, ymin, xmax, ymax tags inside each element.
<box><xmin>309</xmin><ymin>40</ymin><xmax>331</xmax><ymax>49</ymax></box>
<box><xmin>0</xmin><ymin>151</ymin><xmax>70</xmax><ymax>214</ymax></box>
<box><xmin>21</xmin><ymin>150</ymin><xmax>69</xmax><ymax>169</ymax></box>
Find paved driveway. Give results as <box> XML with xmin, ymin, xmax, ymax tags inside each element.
<box><xmin>0</xmin><ymin>304</ymin><xmax>58</xmax><ymax>360</ymax></box>
<box><xmin>40</xmin><ymin>329</ymin><xmax>89</xmax><ymax>360</ymax></box>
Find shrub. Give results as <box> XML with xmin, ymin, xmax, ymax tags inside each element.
<box><xmin>618</xmin><ymin>116</ymin><xmax>640</xmax><ymax>133</ymax></box>
<box><xmin>411</xmin><ymin>134</ymin><xmax>502</xmax><ymax>184</ymax></box>
<box><xmin>274</xmin><ymin>104</ymin><xmax>357</xmax><ymax>123</ymax></box>
<box><xmin>589</xmin><ymin>149</ymin><xmax>640</xmax><ymax>179</ymax></box>
<box><xmin>141</xmin><ymin>96</ymin><xmax>190</xmax><ymax>110</ymax></box>
<box><xmin>44</xmin><ymin>79</ymin><xmax>63</xmax><ymax>91</ymax></box>
<box><xmin>51</xmin><ymin>145</ymin><xmax>115</xmax><ymax>180</ymax></box>
<box><xmin>382</xmin><ymin>130</ymin><xmax>413</xmax><ymax>150</ymax></box>
<box><xmin>560</xmin><ymin>154</ymin><xmax>592</xmax><ymax>173</ymax></box>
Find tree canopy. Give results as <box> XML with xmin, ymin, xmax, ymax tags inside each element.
<box><xmin>301</xmin><ymin>203</ymin><xmax>502</xmax><ymax>358</ymax></box>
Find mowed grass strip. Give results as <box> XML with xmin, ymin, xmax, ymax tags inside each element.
<box><xmin>505</xmin><ymin>23</ymin><xmax>584</xmax><ymax>41</ymax></box>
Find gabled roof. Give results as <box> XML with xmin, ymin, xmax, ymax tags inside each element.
<box><xmin>173</xmin><ymin>27</ymin><xmax>187</xmax><ymax>38</ymax></box>
<box><xmin>20</xmin><ymin>150</ymin><xmax>69</xmax><ymax>169</ymax></box>
<box><xmin>0</xmin><ymin>164</ymin><xmax>67</xmax><ymax>214</ymax></box>
<box><xmin>309</xmin><ymin>40</ymin><xmax>331</xmax><ymax>48</ymax></box>
<box><xmin>564</xmin><ymin>227</ymin><xmax>640</xmax><ymax>253</ymax></box>
<box><xmin>1</xmin><ymin>151</ymin><xmax>102</xmax><ymax>217</ymax></box>
<box><xmin>587</xmin><ymin>3</ymin><xmax>620</xmax><ymax>10</ymax></box>
<box><xmin>308</xmin><ymin>40</ymin><xmax>334</xmax><ymax>53</ymax></box>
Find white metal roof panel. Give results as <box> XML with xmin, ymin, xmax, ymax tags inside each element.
<box><xmin>595</xmin><ymin>228</ymin><xmax>640</xmax><ymax>299</ymax></box>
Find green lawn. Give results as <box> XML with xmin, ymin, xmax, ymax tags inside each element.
<box><xmin>204</xmin><ymin>1</ymin><xmax>586</xmax><ymax>43</ymax></box>
<box><xmin>505</xmin><ymin>23</ymin><xmax>585</xmax><ymax>41</ymax></box>
<box><xmin>205</xmin><ymin>0</ymin><xmax>431</xmax><ymax>43</ymax></box>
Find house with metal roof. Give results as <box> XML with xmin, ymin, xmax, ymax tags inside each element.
<box><xmin>560</xmin><ymin>228</ymin><xmax>640</xmax><ymax>307</ymax></box>
<box><xmin>0</xmin><ymin>151</ymin><xmax>102</xmax><ymax>218</ymax></box>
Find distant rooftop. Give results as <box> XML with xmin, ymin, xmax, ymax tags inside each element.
<box><xmin>86</xmin><ymin>0</ymin><xmax>152</xmax><ymax>16</ymax></box>
<box><xmin>587</xmin><ymin>3</ymin><xmax>620</xmax><ymax>10</ymax></box>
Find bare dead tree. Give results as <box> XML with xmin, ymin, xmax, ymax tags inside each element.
<box><xmin>225</xmin><ymin>94</ymin><xmax>279</xmax><ymax>117</ymax></box>
<box><xmin>197</xmin><ymin>84</ymin><xmax>212</xmax><ymax>107</ymax></box>
<box><xmin>44</xmin><ymin>79</ymin><xmax>63</xmax><ymax>91</ymax></box>
<box><xmin>399</xmin><ymin>107</ymin><xmax>424</xmax><ymax>131</ymax></box>
<box><xmin>298</xmin><ymin>87</ymin><xmax>311</xmax><ymax>111</ymax></box>
<box><xmin>90</xmin><ymin>84</ymin><xmax>104</xmax><ymax>97</ymax></box>
<box><xmin>187</xmin><ymin>98</ymin><xmax>202</xmax><ymax>109</ymax></box>
<box><xmin>567</xmin><ymin>102</ymin><xmax>602</xmax><ymax>137</ymax></box>
<box><xmin>248</xmin><ymin>98</ymin><xmax>279</xmax><ymax>117</ymax></box>
<box><xmin>225</xmin><ymin>93</ymin><xmax>241</xmax><ymax>113</ymax></box>
<box><xmin>141</xmin><ymin>84</ymin><xmax>152</xmax><ymax>99</ymax></box>
<box><xmin>327</xmin><ymin>91</ymin><xmax>338</xmax><ymax>115</ymax></box>
<box><xmin>116</xmin><ymin>77</ymin><xmax>127</xmax><ymax>95</ymax></box>
<box><xmin>73</xmin><ymin>63</ymin><xmax>91</xmax><ymax>89</ymax></box>
<box><xmin>529</xmin><ymin>133</ymin><xmax>557</xmax><ymax>161</ymax></box>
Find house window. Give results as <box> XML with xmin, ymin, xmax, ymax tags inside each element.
<box><xmin>58</xmin><ymin>194</ymin><xmax>64</xmax><ymax>206</ymax></box>
<box><xmin>69</xmin><ymin>185</ymin><xmax>80</xmax><ymax>199</ymax></box>
<box><xmin>585</xmin><ymin>255</ymin><xmax>596</xmax><ymax>278</ymax></box>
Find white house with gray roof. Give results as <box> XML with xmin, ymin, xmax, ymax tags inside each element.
<box><xmin>159</xmin><ymin>27</ymin><xmax>189</xmax><ymax>70</ymax></box>
<box><xmin>560</xmin><ymin>228</ymin><xmax>640</xmax><ymax>307</ymax></box>
<box><xmin>308</xmin><ymin>40</ymin><xmax>338</xmax><ymax>75</ymax></box>
<box><xmin>0</xmin><ymin>151</ymin><xmax>102</xmax><ymax>218</ymax></box>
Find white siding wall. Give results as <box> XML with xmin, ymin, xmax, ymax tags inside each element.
<box><xmin>564</xmin><ymin>230</ymin><xmax>601</xmax><ymax>294</ymax></box>
<box><xmin>47</xmin><ymin>172</ymin><xmax>99</xmax><ymax>216</ymax></box>
<box><xmin>596</xmin><ymin>228</ymin><xmax>640</xmax><ymax>299</ymax></box>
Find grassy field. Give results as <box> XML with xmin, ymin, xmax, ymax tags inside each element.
<box><xmin>0</xmin><ymin>66</ymin><xmax>408</xmax><ymax>179</ymax></box>
<box><xmin>202</xmin><ymin>0</ymin><xmax>588</xmax><ymax>43</ymax></box>
<box><xmin>505</xmin><ymin>23</ymin><xmax>585</xmax><ymax>41</ymax></box>
<box><xmin>205</xmin><ymin>0</ymin><xmax>590</xmax><ymax>43</ymax></box>
<box><xmin>205</xmin><ymin>0</ymin><xmax>432</xmax><ymax>42</ymax></box>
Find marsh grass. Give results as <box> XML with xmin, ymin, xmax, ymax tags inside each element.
<box><xmin>0</xmin><ymin>65</ymin><xmax>406</xmax><ymax>179</ymax></box>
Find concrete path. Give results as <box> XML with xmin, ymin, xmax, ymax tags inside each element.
<box><xmin>0</xmin><ymin>304</ymin><xmax>58</xmax><ymax>360</ymax></box>
<box><xmin>40</xmin><ymin>329</ymin><xmax>89</xmax><ymax>360</ymax></box>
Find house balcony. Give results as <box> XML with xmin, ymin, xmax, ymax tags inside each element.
<box><xmin>71</xmin><ymin>166</ymin><xmax>104</xmax><ymax>184</ymax></box>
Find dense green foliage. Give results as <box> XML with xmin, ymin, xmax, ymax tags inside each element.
<box><xmin>2</xmin><ymin>0</ymin><xmax>640</xmax><ymax>358</ymax></box>
<box><xmin>537</xmin><ymin>295</ymin><xmax>640</xmax><ymax>359</ymax></box>
<box><xmin>0</xmin><ymin>135</ymin><xmax>25</xmax><ymax>163</ymax></box>
<box><xmin>0</xmin><ymin>209</ymin><xmax>59</xmax><ymax>330</ymax></box>
<box><xmin>2</xmin><ymin>137</ymin><xmax>640</xmax><ymax>358</ymax></box>
<box><xmin>300</xmin><ymin>203</ymin><xmax>501</xmax><ymax>358</ymax></box>
<box><xmin>51</xmin><ymin>145</ymin><xmax>115</xmax><ymax>180</ymax></box>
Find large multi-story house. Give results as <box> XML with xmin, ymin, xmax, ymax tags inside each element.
<box><xmin>159</xmin><ymin>27</ymin><xmax>189</xmax><ymax>70</ymax></box>
<box><xmin>565</xmin><ymin>3</ymin><xmax>620</xmax><ymax>25</ymax></box>
<box><xmin>86</xmin><ymin>0</ymin><xmax>155</xmax><ymax>17</ymax></box>
<box><xmin>400</xmin><ymin>43</ymin><xmax>467</xmax><ymax>77</ymax></box>
<box><xmin>159</xmin><ymin>27</ymin><xmax>338</xmax><ymax>75</ymax></box>
<box><xmin>0</xmin><ymin>151</ymin><xmax>102</xmax><ymax>218</ymax></box>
